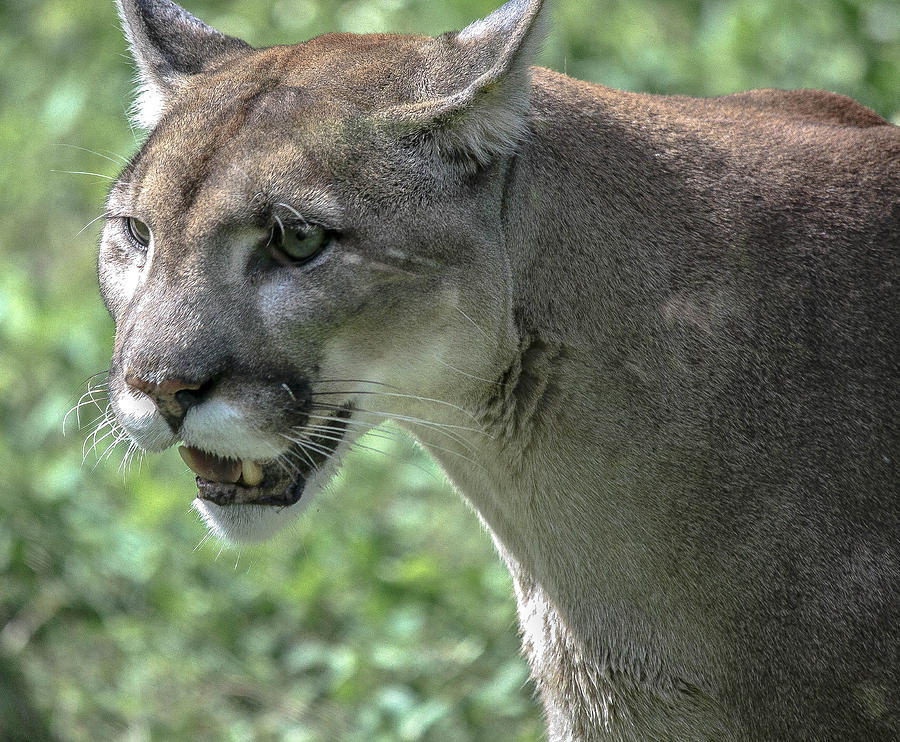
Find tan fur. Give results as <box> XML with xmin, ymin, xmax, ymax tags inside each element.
<box><xmin>99</xmin><ymin>1</ymin><xmax>899</xmax><ymax>739</ymax></box>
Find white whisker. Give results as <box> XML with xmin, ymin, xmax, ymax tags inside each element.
<box><xmin>275</xmin><ymin>201</ymin><xmax>310</xmax><ymax>226</ymax></box>
<box><xmin>280</xmin><ymin>435</ymin><xmax>335</xmax><ymax>461</ymax></box>
<box><xmin>50</xmin><ymin>169</ymin><xmax>115</xmax><ymax>181</ymax></box>
<box><xmin>326</xmin><ymin>406</ymin><xmax>484</xmax><ymax>451</ymax></box>
<box><xmin>76</xmin><ymin>212</ymin><xmax>108</xmax><ymax>238</ymax></box>
<box><xmin>311</xmin><ymin>388</ymin><xmax>481</xmax><ymax>422</ymax></box>
<box><xmin>65</xmin><ymin>374</ymin><xmax>110</xmax><ymax>435</ymax></box>
<box><xmin>193</xmin><ymin>529</ymin><xmax>216</xmax><ymax>552</ymax></box>
<box><xmin>306</xmin><ymin>419</ymin><xmax>482</xmax><ymax>470</ymax></box>
<box><xmin>344</xmin><ymin>441</ymin><xmax>439</xmax><ymax>482</ymax></box>
<box><xmin>94</xmin><ymin>428</ymin><xmax>130</xmax><ymax>470</ymax></box>
<box><xmin>84</xmin><ymin>418</ymin><xmax>115</xmax><ymax>463</ymax></box>
<box><xmin>292</xmin><ymin>424</ymin><xmax>405</xmax><ymax>454</ymax></box>
<box><xmin>431</xmin><ymin>356</ymin><xmax>499</xmax><ymax>385</ymax></box>
<box><xmin>303</xmin><ymin>419</ymin><xmax>395</xmax><ymax>448</ymax></box>
<box><xmin>308</xmin><ymin>402</ymin><xmax>483</xmax><ymax>439</ymax></box>
<box><xmin>454</xmin><ymin>305</ymin><xmax>490</xmax><ymax>339</ymax></box>
<box><xmin>64</xmin><ymin>392</ymin><xmax>104</xmax><ymax>434</ymax></box>
<box><xmin>54</xmin><ymin>143</ymin><xmax>129</xmax><ymax>166</ymax></box>
<box><xmin>278</xmin><ymin>434</ymin><xmax>321</xmax><ymax>473</ymax></box>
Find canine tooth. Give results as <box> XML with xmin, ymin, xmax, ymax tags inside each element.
<box><xmin>241</xmin><ymin>459</ymin><xmax>264</xmax><ymax>487</ymax></box>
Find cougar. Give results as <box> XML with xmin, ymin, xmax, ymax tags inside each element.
<box><xmin>98</xmin><ymin>0</ymin><xmax>899</xmax><ymax>738</ymax></box>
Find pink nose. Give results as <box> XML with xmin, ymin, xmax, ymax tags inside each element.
<box><xmin>125</xmin><ymin>372</ymin><xmax>207</xmax><ymax>428</ymax></box>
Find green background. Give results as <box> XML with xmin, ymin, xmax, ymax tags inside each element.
<box><xmin>0</xmin><ymin>1</ymin><xmax>896</xmax><ymax>740</ymax></box>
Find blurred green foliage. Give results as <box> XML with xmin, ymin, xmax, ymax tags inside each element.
<box><xmin>0</xmin><ymin>0</ymin><xmax>896</xmax><ymax>740</ymax></box>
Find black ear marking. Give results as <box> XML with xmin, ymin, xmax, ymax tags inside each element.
<box><xmin>117</xmin><ymin>0</ymin><xmax>250</xmax><ymax>128</ymax></box>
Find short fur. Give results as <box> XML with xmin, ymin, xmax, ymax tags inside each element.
<box><xmin>98</xmin><ymin>1</ymin><xmax>899</xmax><ymax>739</ymax></box>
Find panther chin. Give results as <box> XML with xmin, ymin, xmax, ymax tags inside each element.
<box><xmin>188</xmin><ymin>408</ymin><xmax>352</xmax><ymax>543</ymax></box>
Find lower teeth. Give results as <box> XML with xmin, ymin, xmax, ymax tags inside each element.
<box><xmin>241</xmin><ymin>459</ymin><xmax>264</xmax><ymax>486</ymax></box>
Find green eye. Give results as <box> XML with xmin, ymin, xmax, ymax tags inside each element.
<box><xmin>270</xmin><ymin>222</ymin><xmax>332</xmax><ymax>264</ymax></box>
<box><xmin>125</xmin><ymin>217</ymin><xmax>151</xmax><ymax>249</ymax></box>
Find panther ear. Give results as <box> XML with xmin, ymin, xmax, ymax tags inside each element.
<box><xmin>402</xmin><ymin>0</ymin><xmax>548</xmax><ymax>168</ymax></box>
<box><xmin>117</xmin><ymin>0</ymin><xmax>250</xmax><ymax>129</ymax></box>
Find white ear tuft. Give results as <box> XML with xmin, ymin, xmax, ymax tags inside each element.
<box><xmin>131</xmin><ymin>78</ymin><xmax>167</xmax><ymax>130</ymax></box>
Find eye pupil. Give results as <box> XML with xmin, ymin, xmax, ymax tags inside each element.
<box><xmin>271</xmin><ymin>223</ymin><xmax>331</xmax><ymax>264</ymax></box>
<box><xmin>126</xmin><ymin>217</ymin><xmax>151</xmax><ymax>248</ymax></box>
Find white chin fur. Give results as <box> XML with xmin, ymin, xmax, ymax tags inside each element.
<box><xmin>192</xmin><ymin>497</ymin><xmax>310</xmax><ymax>543</ymax></box>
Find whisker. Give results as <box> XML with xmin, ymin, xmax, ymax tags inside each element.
<box><xmin>80</xmin><ymin>370</ymin><xmax>110</xmax><ymax>384</ymax></box>
<box><xmin>84</xmin><ymin>418</ymin><xmax>116</xmax><ymax>463</ymax></box>
<box><xmin>83</xmin><ymin>403</ymin><xmax>119</xmax><ymax>459</ymax></box>
<box><xmin>76</xmin><ymin>212</ymin><xmax>108</xmax><ymax>238</ymax></box>
<box><xmin>127</xmin><ymin>447</ymin><xmax>146</xmax><ymax>478</ymax></box>
<box><xmin>317</xmin><ymin>403</ymin><xmax>486</xmax><ymax>443</ymax></box>
<box><xmin>64</xmin><ymin>392</ymin><xmax>106</xmax><ymax>434</ymax></box>
<box><xmin>343</xmin><ymin>441</ymin><xmax>439</xmax><ymax>483</ymax></box>
<box><xmin>66</xmin><ymin>383</ymin><xmax>107</xmax><ymax>415</ymax></box>
<box><xmin>392</xmin><ymin>433</ymin><xmax>484</xmax><ymax>470</ymax></box>
<box><xmin>276</xmin><ymin>450</ymin><xmax>308</xmax><ymax>476</ymax></box>
<box><xmin>431</xmin><ymin>356</ymin><xmax>499</xmax><ymax>385</ymax></box>
<box><xmin>303</xmin><ymin>416</ymin><xmax>402</xmax><ymax>443</ymax></box>
<box><xmin>94</xmin><ymin>428</ymin><xmax>130</xmax><ymax>471</ymax></box>
<box><xmin>277</xmin><ymin>434</ymin><xmax>321</xmax><ymax>474</ymax></box>
<box><xmin>291</xmin><ymin>448</ymin><xmax>321</xmax><ymax>474</ymax></box>
<box><xmin>119</xmin><ymin>441</ymin><xmax>140</xmax><ymax>479</ymax></box>
<box><xmin>280</xmin><ymin>435</ymin><xmax>335</xmax><ymax>461</ymax></box>
<box><xmin>304</xmin><ymin>414</ymin><xmax>419</xmax><ymax>450</ymax></box>
<box><xmin>101</xmin><ymin>148</ymin><xmax>131</xmax><ymax>166</ymax></box>
<box><xmin>64</xmin><ymin>373</ymin><xmax>110</xmax><ymax>435</ymax></box>
<box><xmin>193</xmin><ymin>529</ymin><xmax>216</xmax><ymax>552</ymax></box>
<box><xmin>305</xmin><ymin>422</ymin><xmax>482</xmax><ymax>470</ymax></box>
<box><xmin>315</xmin><ymin>409</ymin><xmax>480</xmax><ymax>458</ymax></box>
<box><xmin>315</xmin><ymin>378</ymin><xmax>400</xmax><ymax>390</ymax></box>
<box><xmin>290</xmin><ymin>425</ymin><xmax>397</xmax><ymax>450</ymax></box>
<box><xmin>54</xmin><ymin>143</ymin><xmax>129</xmax><ymax>166</ymax></box>
<box><xmin>277</xmin><ymin>451</ymin><xmax>305</xmax><ymax>477</ymax></box>
<box><xmin>305</xmin><ymin>412</ymin><xmax>377</xmax><ymax>430</ymax></box>
<box><xmin>283</xmin><ymin>432</ymin><xmax>438</xmax><ymax>483</ymax></box>
<box><xmin>50</xmin><ymin>169</ymin><xmax>115</xmax><ymax>181</ymax></box>
<box><xmin>308</xmin><ymin>404</ymin><xmax>478</xmax><ymax>451</ymax></box>
<box><xmin>275</xmin><ymin>202</ymin><xmax>310</xmax><ymax>226</ymax></box>
<box><xmin>310</xmin><ymin>389</ymin><xmax>481</xmax><ymax>423</ymax></box>
<box><xmin>93</xmin><ymin>440</ymin><xmax>119</xmax><ymax>471</ymax></box>
<box><xmin>454</xmin><ymin>305</ymin><xmax>490</xmax><ymax>340</ymax></box>
<box><xmin>258</xmin><ymin>427</ymin><xmax>311</xmax><ymax>479</ymax></box>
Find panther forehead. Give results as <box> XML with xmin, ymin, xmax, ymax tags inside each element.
<box><xmin>174</xmin><ymin>34</ymin><xmax>434</xmax><ymax>118</ymax></box>
<box><xmin>121</xmin><ymin>39</ymin><xmax>436</xmax><ymax>218</ymax></box>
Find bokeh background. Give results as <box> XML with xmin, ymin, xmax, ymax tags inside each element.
<box><xmin>0</xmin><ymin>0</ymin><xmax>897</xmax><ymax>740</ymax></box>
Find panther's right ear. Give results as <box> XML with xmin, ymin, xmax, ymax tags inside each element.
<box><xmin>117</xmin><ymin>0</ymin><xmax>250</xmax><ymax>129</ymax></box>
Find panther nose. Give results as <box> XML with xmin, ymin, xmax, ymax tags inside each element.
<box><xmin>124</xmin><ymin>372</ymin><xmax>212</xmax><ymax>430</ymax></box>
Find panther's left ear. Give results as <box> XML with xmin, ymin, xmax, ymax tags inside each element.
<box><xmin>117</xmin><ymin>0</ymin><xmax>251</xmax><ymax>129</ymax></box>
<box><xmin>399</xmin><ymin>0</ymin><xmax>548</xmax><ymax>168</ymax></box>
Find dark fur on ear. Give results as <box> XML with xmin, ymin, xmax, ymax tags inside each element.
<box><xmin>393</xmin><ymin>0</ymin><xmax>548</xmax><ymax>168</ymax></box>
<box><xmin>117</xmin><ymin>0</ymin><xmax>250</xmax><ymax>128</ymax></box>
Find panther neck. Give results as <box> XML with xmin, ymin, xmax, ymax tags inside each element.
<box><xmin>407</xmin><ymin>334</ymin><xmax>732</xmax><ymax>741</ymax></box>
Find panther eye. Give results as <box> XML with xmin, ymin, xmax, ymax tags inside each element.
<box><xmin>270</xmin><ymin>222</ymin><xmax>332</xmax><ymax>264</ymax></box>
<box><xmin>125</xmin><ymin>217</ymin><xmax>151</xmax><ymax>249</ymax></box>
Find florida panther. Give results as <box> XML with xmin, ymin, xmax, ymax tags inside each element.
<box><xmin>98</xmin><ymin>1</ymin><xmax>899</xmax><ymax>739</ymax></box>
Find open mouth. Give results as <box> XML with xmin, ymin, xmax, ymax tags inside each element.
<box><xmin>179</xmin><ymin>408</ymin><xmax>351</xmax><ymax>507</ymax></box>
